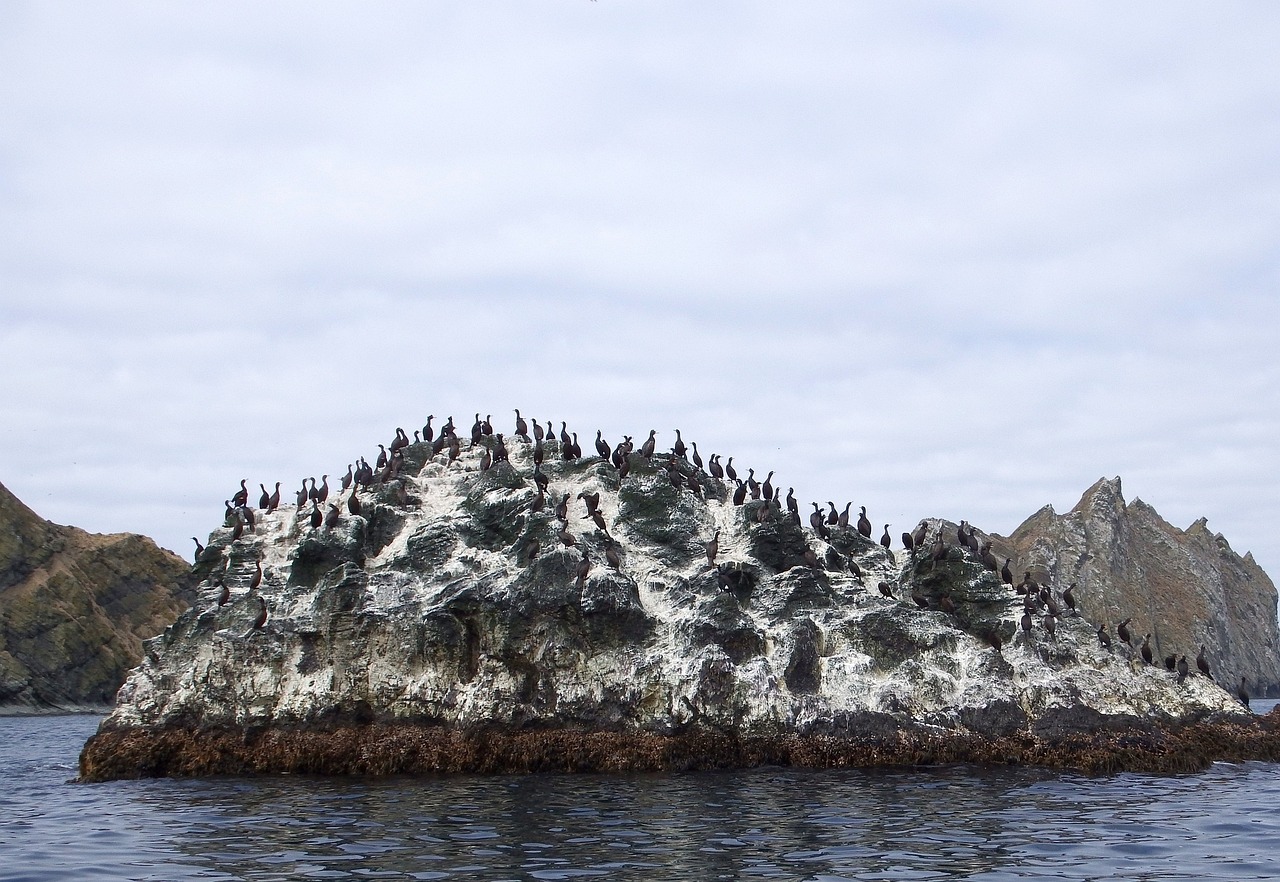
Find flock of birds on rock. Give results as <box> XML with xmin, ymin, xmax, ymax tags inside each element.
<box><xmin>193</xmin><ymin>410</ymin><xmax>1254</xmax><ymax>709</ymax></box>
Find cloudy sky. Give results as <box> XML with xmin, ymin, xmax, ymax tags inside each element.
<box><xmin>2</xmin><ymin>3</ymin><xmax>1277</xmax><ymax>577</ymax></box>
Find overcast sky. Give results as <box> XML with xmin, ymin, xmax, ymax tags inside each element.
<box><xmin>2</xmin><ymin>3</ymin><xmax>1277</xmax><ymax>579</ymax></box>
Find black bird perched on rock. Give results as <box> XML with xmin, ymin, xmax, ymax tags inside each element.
<box><xmin>901</xmin><ymin>531</ymin><xmax>915</xmax><ymax>553</ymax></box>
<box><xmin>880</xmin><ymin>525</ymin><xmax>892</xmax><ymax>550</ymax></box>
<box><xmin>666</xmin><ymin>462</ymin><xmax>684</xmax><ymax>489</ymax></box>
<box><xmin>1176</xmin><ymin>655</ymin><xmax>1190</xmax><ymax>684</ymax></box>
<box><xmin>725</xmin><ymin>457</ymin><xmax>737</xmax><ymax>482</ymax></box>
<box><xmin>232</xmin><ymin>479</ymin><xmax>249</xmax><ymax>508</ymax></box>
<box><xmin>557</xmin><ymin>524</ymin><xmax>576</xmax><ymax>547</ymax></box>
<box><xmin>1017</xmin><ymin>571</ymin><xmax>1035</xmax><ymax>595</ymax></box>
<box><xmin>979</xmin><ymin>542</ymin><xmax>999</xmax><ymax>572</ymax></box>
<box><xmin>423</xmin><ymin>415</ymin><xmax>434</xmax><ymax>442</ymax></box>
<box><xmin>786</xmin><ymin>489</ymin><xmax>799</xmax><ymax>519</ymax></box>
<box><xmin>324</xmin><ymin>503</ymin><xmax>340</xmax><ymax>529</ymax></box>
<box><xmin>216</xmin><ymin>578</ymin><xmax>230</xmax><ymax>607</ymax></box>
<box><xmin>574</xmin><ymin>549</ymin><xmax>591</xmax><ymax>590</ymax></box>
<box><xmin>1140</xmin><ymin>634</ymin><xmax>1154</xmax><ymax>665</ymax></box>
<box><xmin>1062</xmin><ymin>582</ymin><xmax>1077</xmax><ymax>615</ymax></box>
<box><xmin>857</xmin><ymin>506</ymin><xmax>872</xmax><ymax>538</ymax></box>
<box><xmin>1238</xmin><ymin>676</ymin><xmax>1251</xmax><ymax>708</ymax></box>
<box><xmin>531</xmin><ymin>419</ymin><xmax>544</xmax><ymax>443</ymax></box>
<box><xmin>809</xmin><ymin>503</ymin><xmax>829</xmax><ymax>540</ymax></box>
<box><xmin>595</xmin><ymin>430</ymin><xmax>610</xmax><ymax>460</ymax></box>
<box><xmin>530</xmin><ymin>485</ymin><xmax>545</xmax><ymax>513</ymax></box>
<box><xmin>911</xmin><ymin>521</ymin><xmax>928</xmax><ymax>549</ymax></box>
<box><xmin>709</xmin><ymin>454</ymin><xmax>724</xmax><ymax>479</ymax></box>
<box><xmin>295</xmin><ymin>482</ymin><xmax>308</xmax><ymax>507</ymax></box>
<box><xmin>1164</xmin><ymin>654</ymin><xmax>1177</xmax><ymax>672</ymax></box>
<box><xmin>555</xmin><ymin>493</ymin><xmax>570</xmax><ymax>522</ymax></box>
<box><xmin>911</xmin><ymin>586</ymin><xmax>930</xmax><ymax>609</ymax></box>
<box><xmin>732</xmin><ymin>480</ymin><xmax>747</xmax><ymax>506</ymax></box>
<box><xmin>605</xmin><ymin>543</ymin><xmax>622</xmax><ymax>572</ymax></box>
<box><xmin>533</xmin><ymin>467</ymin><xmax>549</xmax><ymax>492</ymax></box>
<box><xmin>591</xmin><ymin>509</ymin><xmax>609</xmax><ymax>535</ymax></box>
<box><xmin>258</xmin><ymin>483</ymin><xmax>271</xmax><ymax>510</ymax></box>
<box><xmin>1097</xmin><ymin>623</ymin><xmax>1113</xmax><ymax>649</ymax></box>
<box><xmin>825</xmin><ymin>501</ymin><xmax>838</xmax><ymax>526</ymax></box>
<box><xmin>268</xmin><ymin>482</ymin><xmax>281</xmax><ymax>512</ymax></box>
<box><xmin>252</xmin><ymin>595</ymin><xmax>268</xmax><ymax>631</ymax></box>
<box><xmin>347</xmin><ymin>489</ymin><xmax>361</xmax><ymax>516</ymax></box>
<box><xmin>1021</xmin><ymin>611</ymin><xmax>1033</xmax><ymax>635</ymax></box>
<box><xmin>640</xmin><ymin>430</ymin><xmax>657</xmax><ymax>461</ymax></box>
<box><xmin>1197</xmin><ymin>645</ymin><xmax>1211</xmax><ymax>678</ymax></box>
<box><xmin>514</xmin><ymin>409</ymin><xmax>529</xmax><ymax>441</ymax></box>
<box><xmin>1043</xmin><ymin>613</ymin><xmax>1056</xmax><ymax>639</ymax></box>
<box><xmin>672</xmin><ymin>429</ymin><xmax>687</xmax><ymax>460</ymax></box>
<box><xmin>341</xmin><ymin>466</ymin><xmax>354</xmax><ymax>492</ymax></box>
<box><xmin>761</xmin><ymin>471</ymin><xmax>775</xmax><ymax>501</ymax></box>
<box><xmin>1117</xmin><ymin>618</ymin><xmax>1133</xmax><ymax>646</ymax></box>
<box><xmin>704</xmin><ymin>530</ymin><xmax>720</xmax><ymax>566</ymax></box>
<box><xmin>878</xmin><ymin>581</ymin><xmax>895</xmax><ymax>599</ymax></box>
<box><xmin>249</xmin><ymin>558</ymin><xmax>262</xmax><ymax>591</ymax></box>
<box><xmin>309</xmin><ymin>501</ymin><xmax>323</xmax><ymax>530</ymax></box>
<box><xmin>685</xmin><ymin>469</ymin><xmax>703</xmax><ymax>497</ymax></box>
<box><xmin>577</xmin><ymin>490</ymin><xmax>600</xmax><ymax>516</ymax></box>
<box><xmin>691</xmin><ymin>443</ymin><xmax>703</xmax><ymax>471</ymax></box>
<box><xmin>191</xmin><ymin>538</ymin><xmax>204</xmax><ymax>562</ymax></box>
<box><xmin>747</xmin><ymin>470</ymin><xmax>761</xmax><ymax>500</ymax></box>
<box><xmin>838</xmin><ymin>503</ymin><xmax>852</xmax><ymax>529</ymax></box>
<box><xmin>931</xmin><ymin>532</ymin><xmax>948</xmax><ymax>563</ymax></box>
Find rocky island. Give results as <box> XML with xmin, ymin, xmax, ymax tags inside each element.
<box><xmin>79</xmin><ymin>418</ymin><xmax>1280</xmax><ymax>780</ymax></box>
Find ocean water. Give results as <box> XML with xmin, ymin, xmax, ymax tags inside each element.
<box><xmin>2</xmin><ymin>709</ymin><xmax>1279</xmax><ymax>882</ymax></box>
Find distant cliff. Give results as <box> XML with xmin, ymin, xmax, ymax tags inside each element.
<box><xmin>992</xmin><ymin>477</ymin><xmax>1280</xmax><ymax>697</ymax></box>
<box><xmin>0</xmin><ymin>481</ymin><xmax>196</xmax><ymax>709</ymax></box>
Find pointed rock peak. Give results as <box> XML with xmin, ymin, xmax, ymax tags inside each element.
<box><xmin>1188</xmin><ymin>516</ymin><xmax>1211</xmax><ymax>534</ymax></box>
<box><xmin>1069</xmin><ymin>476</ymin><xmax>1126</xmax><ymax>517</ymax></box>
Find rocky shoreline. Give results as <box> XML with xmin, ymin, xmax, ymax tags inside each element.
<box><xmin>80</xmin><ymin>710</ymin><xmax>1280</xmax><ymax>781</ymax></box>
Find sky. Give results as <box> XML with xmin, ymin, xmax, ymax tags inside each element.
<box><xmin>2</xmin><ymin>2</ymin><xmax>1278</xmax><ymax>578</ymax></box>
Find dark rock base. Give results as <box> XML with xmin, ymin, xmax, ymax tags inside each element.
<box><xmin>80</xmin><ymin>711</ymin><xmax>1280</xmax><ymax>782</ymax></box>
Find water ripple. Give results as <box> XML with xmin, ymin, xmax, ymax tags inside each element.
<box><xmin>5</xmin><ymin>715</ymin><xmax>1280</xmax><ymax>881</ymax></box>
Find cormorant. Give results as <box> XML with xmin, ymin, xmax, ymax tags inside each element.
<box><xmin>857</xmin><ymin>506</ymin><xmax>872</xmax><ymax>538</ymax></box>
<box><xmin>704</xmin><ymin>530</ymin><xmax>720</xmax><ymax>566</ymax></box>
<box><xmin>1197</xmin><ymin>646</ymin><xmax>1211</xmax><ymax>678</ymax></box>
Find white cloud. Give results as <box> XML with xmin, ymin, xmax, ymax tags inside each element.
<box><xmin>1</xmin><ymin>2</ymin><xmax>1277</xmax><ymax>576</ymax></box>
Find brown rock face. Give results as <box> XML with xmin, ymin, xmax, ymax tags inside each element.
<box><xmin>0</xmin><ymin>480</ymin><xmax>197</xmax><ymax>708</ymax></box>
<box><xmin>993</xmin><ymin>477</ymin><xmax>1280</xmax><ymax>696</ymax></box>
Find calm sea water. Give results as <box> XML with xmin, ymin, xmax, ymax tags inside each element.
<box><xmin>2</xmin><ymin>708</ymin><xmax>1279</xmax><ymax>882</ymax></box>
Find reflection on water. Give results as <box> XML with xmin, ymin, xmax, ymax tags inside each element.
<box><xmin>2</xmin><ymin>712</ymin><xmax>1278</xmax><ymax>881</ymax></box>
